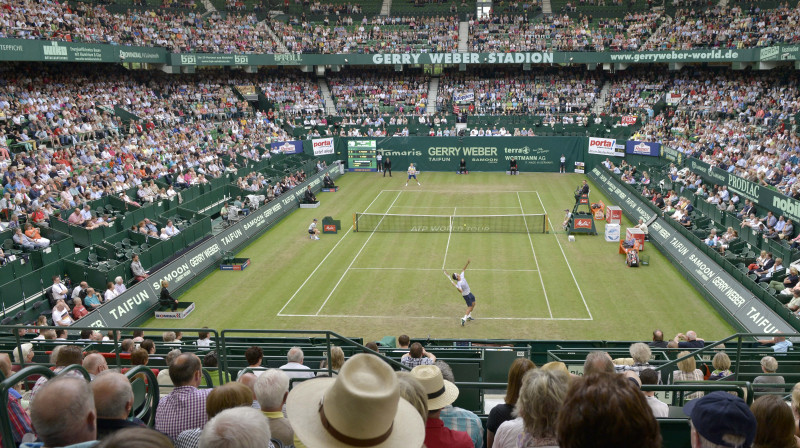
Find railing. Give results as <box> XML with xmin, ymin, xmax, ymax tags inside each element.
<box><xmin>0</xmin><ymin>364</ymin><xmax>90</xmax><ymax>447</ymax></box>
<box><xmin>219</xmin><ymin>329</ymin><xmax>409</xmax><ymax>378</ymax></box>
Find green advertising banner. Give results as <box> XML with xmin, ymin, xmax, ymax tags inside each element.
<box><xmin>0</xmin><ymin>38</ymin><xmax>166</xmax><ymax>63</ymax></box>
<box><xmin>685</xmin><ymin>157</ymin><xmax>800</xmax><ymax>224</ymax></box>
<box><xmin>79</xmin><ymin>164</ymin><xmax>342</xmax><ymax>327</ymax></box>
<box><xmin>167</xmin><ymin>48</ymin><xmax>773</xmax><ymax>66</ymax></box>
<box><xmin>5</xmin><ymin>38</ymin><xmax>800</xmax><ymax>66</ymax></box>
<box><xmin>588</xmin><ymin>166</ymin><xmax>795</xmax><ymax>335</ymax></box>
<box><xmin>347</xmin><ymin>136</ymin><xmax>586</xmax><ymax>173</ymax></box>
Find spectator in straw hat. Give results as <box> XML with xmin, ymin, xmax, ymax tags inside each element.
<box><xmin>410</xmin><ymin>364</ymin><xmax>473</xmax><ymax>448</ymax></box>
<box><xmin>286</xmin><ymin>353</ymin><xmax>425</xmax><ymax>448</ymax></box>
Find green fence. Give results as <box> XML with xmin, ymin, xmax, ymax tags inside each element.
<box><xmin>4</xmin><ymin>38</ymin><xmax>799</xmax><ymax>66</ymax></box>
<box><xmin>340</xmin><ymin>136</ymin><xmax>588</xmax><ymax>172</ymax></box>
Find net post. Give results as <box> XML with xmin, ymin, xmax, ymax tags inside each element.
<box><xmin>353</xmin><ymin>213</ymin><xmax>357</xmax><ymax>232</ymax></box>
<box><xmin>544</xmin><ymin>214</ymin><xmax>549</xmax><ymax>233</ymax></box>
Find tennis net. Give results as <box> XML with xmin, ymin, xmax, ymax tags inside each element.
<box><xmin>353</xmin><ymin>213</ymin><xmax>548</xmax><ymax>233</ymax></box>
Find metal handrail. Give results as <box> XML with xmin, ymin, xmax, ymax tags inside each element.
<box><xmin>0</xmin><ymin>325</ymin><xmax>223</xmax><ymax>384</ymax></box>
<box><xmin>219</xmin><ymin>329</ymin><xmax>410</xmax><ymax>378</ymax></box>
<box><xmin>0</xmin><ymin>364</ymin><xmax>91</xmax><ymax>447</ymax></box>
<box><xmin>124</xmin><ymin>365</ymin><xmax>159</xmax><ymax>426</ymax></box>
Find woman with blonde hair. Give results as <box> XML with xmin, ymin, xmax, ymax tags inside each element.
<box><xmin>487</xmin><ymin>358</ymin><xmax>536</xmax><ymax>447</ymax></box>
<box><xmin>709</xmin><ymin>352</ymin><xmax>733</xmax><ymax>380</ymax></box>
<box><xmin>671</xmin><ymin>351</ymin><xmax>704</xmax><ymax>400</ymax></box>
<box><xmin>317</xmin><ymin>346</ymin><xmax>346</xmax><ymax>377</ymax></box>
<box><xmin>494</xmin><ymin>368</ymin><xmax>570</xmax><ymax>447</ymax></box>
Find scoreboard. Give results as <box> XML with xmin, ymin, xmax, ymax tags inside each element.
<box><xmin>348</xmin><ymin>140</ymin><xmax>377</xmax><ymax>172</ymax></box>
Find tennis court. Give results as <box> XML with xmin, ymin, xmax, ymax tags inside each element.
<box><xmin>278</xmin><ymin>189</ymin><xmax>592</xmax><ymax>322</ymax></box>
<box><xmin>148</xmin><ymin>172</ymin><xmax>734</xmax><ymax>341</ymax></box>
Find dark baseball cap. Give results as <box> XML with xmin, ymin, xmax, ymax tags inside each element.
<box><xmin>683</xmin><ymin>391</ymin><xmax>756</xmax><ymax>448</ymax></box>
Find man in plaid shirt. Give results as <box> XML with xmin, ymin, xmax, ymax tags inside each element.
<box><xmin>155</xmin><ymin>353</ymin><xmax>212</xmax><ymax>440</ymax></box>
<box><xmin>0</xmin><ymin>354</ymin><xmax>33</xmax><ymax>447</ymax></box>
<box><xmin>400</xmin><ymin>342</ymin><xmax>437</xmax><ymax>369</ymax></box>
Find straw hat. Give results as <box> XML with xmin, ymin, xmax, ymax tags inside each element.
<box><xmin>286</xmin><ymin>353</ymin><xmax>425</xmax><ymax>448</ymax></box>
<box><xmin>410</xmin><ymin>364</ymin><xmax>459</xmax><ymax>411</ymax></box>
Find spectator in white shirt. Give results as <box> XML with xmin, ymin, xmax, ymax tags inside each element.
<box><xmin>51</xmin><ymin>276</ymin><xmax>69</xmax><ymax>302</ymax></box>
<box><xmin>279</xmin><ymin>347</ymin><xmax>315</xmax><ymax>379</ymax></box>
<box><xmin>164</xmin><ymin>220</ymin><xmax>180</xmax><ymax>237</ymax></box>
<box><xmin>114</xmin><ymin>276</ymin><xmax>127</xmax><ymax>295</ymax></box>
<box><xmin>80</xmin><ymin>205</ymin><xmax>93</xmax><ymax>221</ymax></box>
<box><xmin>52</xmin><ymin>300</ymin><xmax>74</xmax><ymax>326</ymax></box>
<box><xmin>104</xmin><ymin>282</ymin><xmax>118</xmax><ymax>302</ymax></box>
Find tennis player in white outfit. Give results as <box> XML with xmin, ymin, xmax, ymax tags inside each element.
<box><xmin>445</xmin><ymin>259</ymin><xmax>476</xmax><ymax>326</ymax></box>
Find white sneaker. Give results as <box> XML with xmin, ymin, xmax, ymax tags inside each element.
<box><xmin>467</xmin><ymin>316</ymin><xmax>474</xmax><ymax>321</ymax></box>
<box><xmin>461</xmin><ymin>318</ymin><xmax>466</xmax><ymax>326</ymax></box>
<box><xmin>314</xmin><ymin>236</ymin><xmax>320</xmax><ymax>240</ymax></box>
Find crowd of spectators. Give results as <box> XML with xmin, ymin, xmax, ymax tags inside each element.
<box><xmin>602</xmin><ymin>69</ymin><xmax>669</xmax><ymax>116</ymax></box>
<box><xmin>469</xmin><ymin>12</ymin><xmax>661</xmax><ymax>52</ymax></box>
<box><xmin>0</xmin><ymin>64</ymin><xmax>314</xmax><ymax>247</ymax></box>
<box><xmin>642</xmin><ymin>3</ymin><xmax>800</xmax><ymax>50</ymax></box>
<box><xmin>258</xmin><ymin>71</ymin><xmax>324</xmax><ymax>117</ymax></box>
<box><xmin>1</xmin><ymin>330</ymin><xmax>797</xmax><ymax>448</ymax></box>
<box><xmin>328</xmin><ymin>70</ymin><xmax>430</xmax><ymax>116</ymax></box>
<box><xmin>437</xmin><ymin>68</ymin><xmax>601</xmax><ymax>115</ymax></box>
<box><xmin>632</xmin><ymin>67</ymin><xmax>800</xmax><ymax>198</ymax></box>
<box><xmin>0</xmin><ymin>0</ymin><xmax>279</xmax><ymax>54</ymax></box>
<box><xmin>3</xmin><ymin>0</ymin><xmax>800</xmax><ymax>54</ymax></box>
<box><xmin>275</xmin><ymin>15</ymin><xmax>459</xmax><ymax>53</ymax></box>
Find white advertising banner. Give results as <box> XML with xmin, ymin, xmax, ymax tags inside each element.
<box><xmin>312</xmin><ymin>137</ymin><xmax>335</xmax><ymax>156</ymax></box>
<box><xmin>587</xmin><ymin>137</ymin><xmax>622</xmax><ymax>157</ymax></box>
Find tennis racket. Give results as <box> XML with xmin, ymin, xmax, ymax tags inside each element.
<box><xmin>443</xmin><ymin>269</ymin><xmax>458</xmax><ymax>288</ymax></box>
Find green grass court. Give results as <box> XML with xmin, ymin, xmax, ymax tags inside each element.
<box><xmin>145</xmin><ymin>172</ymin><xmax>735</xmax><ymax>341</ymax></box>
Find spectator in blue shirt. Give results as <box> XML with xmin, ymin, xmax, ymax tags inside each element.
<box><xmin>757</xmin><ymin>334</ymin><xmax>794</xmax><ymax>353</ymax></box>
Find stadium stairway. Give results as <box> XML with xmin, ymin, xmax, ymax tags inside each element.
<box><xmin>458</xmin><ymin>21</ymin><xmax>469</xmax><ymax>52</ymax></box>
<box><xmin>592</xmin><ymin>81</ymin><xmax>611</xmax><ymax>115</ymax></box>
<box><xmin>318</xmin><ymin>78</ymin><xmax>337</xmax><ymax>115</ymax></box>
<box><xmin>427</xmin><ymin>77</ymin><xmax>440</xmax><ymax>115</ymax></box>
<box><xmin>643</xmin><ymin>14</ymin><xmax>673</xmax><ymax>50</ymax></box>
<box><xmin>265</xmin><ymin>22</ymin><xmax>289</xmax><ymax>53</ymax></box>
<box><xmin>542</xmin><ymin>0</ymin><xmax>552</xmax><ymax>14</ymax></box>
<box><xmin>200</xmin><ymin>0</ymin><xmax>216</xmax><ymax>12</ymax></box>
<box><xmin>380</xmin><ymin>0</ymin><xmax>392</xmax><ymax>15</ymax></box>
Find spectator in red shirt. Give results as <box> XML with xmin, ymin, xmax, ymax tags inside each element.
<box><xmin>411</xmin><ymin>364</ymin><xmax>473</xmax><ymax>448</ymax></box>
<box><xmin>72</xmin><ymin>297</ymin><xmax>89</xmax><ymax>320</ymax></box>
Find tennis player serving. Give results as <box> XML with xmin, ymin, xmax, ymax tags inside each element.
<box><xmin>444</xmin><ymin>259</ymin><xmax>476</xmax><ymax>326</ymax></box>
<box><xmin>405</xmin><ymin>163</ymin><xmax>421</xmax><ymax>187</ymax></box>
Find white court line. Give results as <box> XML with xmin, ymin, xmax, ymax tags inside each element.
<box><xmin>277</xmin><ymin>190</ymin><xmax>386</xmax><ymax>316</ymax></box>
<box><xmin>390</xmin><ymin>206</ymin><xmax>522</xmax><ymax>209</ymax></box>
<box><xmin>382</xmin><ymin>190</ymin><xmax>545</xmax><ymax>193</ymax></box>
<box><xmin>349</xmin><ymin>267</ymin><xmax>540</xmax><ymax>272</ymax></box>
<box><xmin>279</xmin><ymin>313</ymin><xmax>592</xmax><ymax>321</ymax></box>
<box><xmin>314</xmin><ymin>191</ymin><xmax>403</xmax><ymax>316</ymax></box>
<box><xmin>517</xmin><ymin>192</ymin><xmax>553</xmax><ymax>318</ymax></box>
<box><xmin>535</xmin><ymin>191</ymin><xmax>594</xmax><ymax>320</ymax></box>
<box><xmin>442</xmin><ymin>206</ymin><xmax>455</xmax><ymax>269</ymax></box>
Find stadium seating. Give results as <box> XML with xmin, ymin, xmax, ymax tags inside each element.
<box><xmin>1</xmin><ymin>327</ymin><xmax>795</xmax><ymax>448</ymax></box>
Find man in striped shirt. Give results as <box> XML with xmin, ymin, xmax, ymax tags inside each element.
<box><xmin>155</xmin><ymin>353</ymin><xmax>212</xmax><ymax>440</ymax></box>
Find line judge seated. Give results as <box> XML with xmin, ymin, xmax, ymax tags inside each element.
<box><xmin>323</xmin><ymin>172</ymin><xmax>335</xmax><ymax>189</ymax></box>
<box><xmin>303</xmin><ymin>186</ymin><xmax>318</xmax><ymax>204</ymax></box>
<box><xmin>509</xmin><ymin>157</ymin><xmax>518</xmax><ymax>175</ymax></box>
